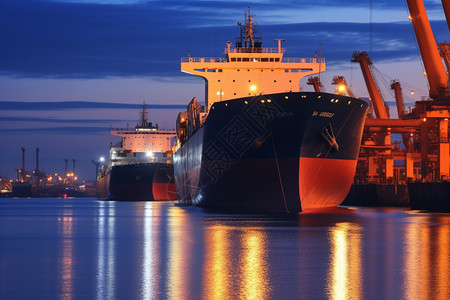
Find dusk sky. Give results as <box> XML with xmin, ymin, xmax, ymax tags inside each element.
<box><xmin>1</xmin><ymin>0</ymin><xmax>449</xmax><ymax>181</ymax></box>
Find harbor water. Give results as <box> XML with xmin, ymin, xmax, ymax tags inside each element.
<box><xmin>0</xmin><ymin>198</ymin><xmax>449</xmax><ymax>299</ymax></box>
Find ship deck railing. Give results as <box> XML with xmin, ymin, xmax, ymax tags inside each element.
<box><xmin>111</xmin><ymin>128</ymin><xmax>176</xmax><ymax>134</ymax></box>
<box><xmin>181</xmin><ymin>57</ymin><xmax>325</xmax><ymax>64</ymax></box>
<box><xmin>226</xmin><ymin>47</ymin><xmax>285</xmax><ymax>54</ymax></box>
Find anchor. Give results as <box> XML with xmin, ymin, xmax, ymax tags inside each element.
<box><xmin>321</xmin><ymin>123</ymin><xmax>339</xmax><ymax>152</ymax></box>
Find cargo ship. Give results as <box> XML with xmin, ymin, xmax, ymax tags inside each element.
<box><xmin>97</xmin><ymin>105</ymin><xmax>177</xmax><ymax>201</ymax></box>
<box><xmin>172</xmin><ymin>10</ymin><xmax>368</xmax><ymax>213</ymax></box>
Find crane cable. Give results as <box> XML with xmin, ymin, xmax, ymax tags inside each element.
<box><xmin>264</xmin><ymin>97</ymin><xmax>290</xmax><ymax>213</ymax></box>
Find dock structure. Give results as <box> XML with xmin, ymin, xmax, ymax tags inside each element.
<box><xmin>344</xmin><ymin>0</ymin><xmax>450</xmax><ymax>212</ymax></box>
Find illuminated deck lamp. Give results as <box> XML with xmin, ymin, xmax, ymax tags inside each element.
<box><xmin>337</xmin><ymin>85</ymin><xmax>346</xmax><ymax>95</ymax></box>
<box><xmin>250</xmin><ymin>85</ymin><xmax>257</xmax><ymax>95</ymax></box>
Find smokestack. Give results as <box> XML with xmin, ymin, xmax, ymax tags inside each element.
<box><xmin>72</xmin><ymin>159</ymin><xmax>76</xmax><ymax>175</ymax></box>
<box><xmin>64</xmin><ymin>159</ymin><xmax>68</xmax><ymax>177</ymax></box>
<box><xmin>21</xmin><ymin>147</ymin><xmax>25</xmax><ymax>181</ymax></box>
<box><xmin>36</xmin><ymin>148</ymin><xmax>40</xmax><ymax>172</ymax></box>
<box><xmin>91</xmin><ymin>160</ymin><xmax>100</xmax><ymax>180</ymax></box>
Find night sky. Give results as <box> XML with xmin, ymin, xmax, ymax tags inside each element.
<box><xmin>0</xmin><ymin>0</ymin><xmax>448</xmax><ymax>181</ymax></box>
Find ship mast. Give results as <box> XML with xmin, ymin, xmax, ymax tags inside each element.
<box><xmin>237</xmin><ymin>8</ymin><xmax>262</xmax><ymax>51</ymax></box>
<box><xmin>245</xmin><ymin>9</ymin><xmax>254</xmax><ymax>48</ymax></box>
<box><xmin>139</xmin><ymin>102</ymin><xmax>149</xmax><ymax>128</ymax></box>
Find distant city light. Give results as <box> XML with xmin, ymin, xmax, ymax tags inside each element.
<box><xmin>100</xmin><ymin>157</ymin><xmax>105</xmax><ymax>162</ymax></box>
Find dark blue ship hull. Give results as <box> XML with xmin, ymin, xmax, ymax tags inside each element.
<box><xmin>173</xmin><ymin>92</ymin><xmax>368</xmax><ymax>213</ymax></box>
<box><xmin>97</xmin><ymin>162</ymin><xmax>176</xmax><ymax>201</ymax></box>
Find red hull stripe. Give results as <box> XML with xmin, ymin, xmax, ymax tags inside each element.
<box><xmin>152</xmin><ymin>182</ymin><xmax>177</xmax><ymax>201</ymax></box>
<box><xmin>299</xmin><ymin>157</ymin><xmax>357</xmax><ymax>209</ymax></box>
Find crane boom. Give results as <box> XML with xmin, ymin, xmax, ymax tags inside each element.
<box><xmin>331</xmin><ymin>76</ymin><xmax>356</xmax><ymax>98</ymax></box>
<box><xmin>390</xmin><ymin>80</ymin><xmax>413</xmax><ymax>151</ymax></box>
<box><xmin>442</xmin><ymin>0</ymin><xmax>450</xmax><ymax>32</ymax></box>
<box><xmin>390</xmin><ymin>80</ymin><xmax>406</xmax><ymax>119</ymax></box>
<box><xmin>306</xmin><ymin>76</ymin><xmax>325</xmax><ymax>92</ymax></box>
<box><xmin>406</xmin><ymin>0</ymin><xmax>448</xmax><ymax>100</ymax></box>
<box><xmin>438</xmin><ymin>43</ymin><xmax>450</xmax><ymax>83</ymax></box>
<box><xmin>351</xmin><ymin>51</ymin><xmax>389</xmax><ymax>119</ymax></box>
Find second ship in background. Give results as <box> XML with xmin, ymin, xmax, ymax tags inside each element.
<box><xmin>97</xmin><ymin>104</ymin><xmax>177</xmax><ymax>201</ymax></box>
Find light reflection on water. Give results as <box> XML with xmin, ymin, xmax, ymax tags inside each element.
<box><xmin>59</xmin><ymin>211</ymin><xmax>74</xmax><ymax>300</ymax></box>
<box><xmin>403</xmin><ymin>216</ymin><xmax>450</xmax><ymax>300</ymax></box>
<box><xmin>96</xmin><ymin>200</ymin><xmax>116</xmax><ymax>300</ymax></box>
<box><xmin>0</xmin><ymin>198</ymin><xmax>449</xmax><ymax>299</ymax></box>
<box><xmin>203</xmin><ymin>225</ymin><xmax>230</xmax><ymax>299</ymax></box>
<box><xmin>141</xmin><ymin>202</ymin><xmax>153</xmax><ymax>300</ymax></box>
<box><xmin>240</xmin><ymin>230</ymin><xmax>269</xmax><ymax>300</ymax></box>
<box><xmin>326</xmin><ymin>222</ymin><xmax>362</xmax><ymax>300</ymax></box>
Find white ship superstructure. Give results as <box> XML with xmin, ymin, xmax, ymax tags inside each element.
<box><xmin>109</xmin><ymin>104</ymin><xmax>176</xmax><ymax>166</ymax></box>
<box><xmin>181</xmin><ymin>9</ymin><xmax>326</xmax><ymax>111</ymax></box>
<box><xmin>97</xmin><ymin>104</ymin><xmax>177</xmax><ymax>201</ymax></box>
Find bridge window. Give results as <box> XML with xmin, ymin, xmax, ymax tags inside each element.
<box><xmin>261</xmin><ymin>58</ymin><xmax>269</xmax><ymax>62</ymax></box>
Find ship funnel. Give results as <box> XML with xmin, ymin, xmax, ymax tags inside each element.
<box><xmin>36</xmin><ymin>148</ymin><xmax>40</xmax><ymax>172</ymax></box>
<box><xmin>21</xmin><ymin>147</ymin><xmax>25</xmax><ymax>181</ymax></box>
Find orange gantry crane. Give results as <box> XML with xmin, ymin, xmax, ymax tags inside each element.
<box><xmin>351</xmin><ymin>51</ymin><xmax>390</xmax><ymax>119</ymax></box>
<box><xmin>306</xmin><ymin>76</ymin><xmax>325</xmax><ymax>93</ymax></box>
<box><xmin>331</xmin><ymin>76</ymin><xmax>356</xmax><ymax>98</ymax></box>
<box><xmin>406</xmin><ymin>0</ymin><xmax>449</xmax><ymax>101</ymax></box>
<box><xmin>441</xmin><ymin>0</ymin><xmax>450</xmax><ymax>32</ymax></box>
<box><xmin>406</xmin><ymin>0</ymin><xmax>450</xmax><ymax>180</ymax></box>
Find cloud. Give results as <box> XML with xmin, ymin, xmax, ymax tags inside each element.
<box><xmin>1</xmin><ymin>0</ymin><xmax>447</xmax><ymax>79</ymax></box>
<box><xmin>0</xmin><ymin>126</ymin><xmax>109</xmax><ymax>135</ymax></box>
<box><xmin>0</xmin><ymin>101</ymin><xmax>186</xmax><ymax>110</ymax></box>
<box><xmin>0</xmin><ymin>116</ymin><xmax>134</xmax><ymax>124</ymax></box>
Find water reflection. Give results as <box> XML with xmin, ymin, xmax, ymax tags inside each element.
<box><xmin>240</xmin><ymin>230</ymin><xmax>270</xmax><ymax>299</ymax></box>
<box><xmin>96</xmin><ymin>201</ymin><xmax>116</xmax><ymax>300</ymax></box>
<box><xmin>403</xmin><ymin>216</ymin><xmax>450</xmax><ymax>300</ymax></box>
<box><xmin>203</xmin><ymin>225</ymin><xmax>230</xmax><ymax>299</ymax></box>
<box><xmin>326</xmin><ymin>222</ymin><xmax>363</xmax><ymax>300</ymax></box>
<box><xmin>58</xmin><ymin>211</ymin><xmax>74</xmax><ymax>300</ymax></box>
<box><xmin>203</xmin><ymin>224</ymin><xmax>270</xmax><ymax>299</ymax></box>
<box><xmin>141</xmin><ymin>202</ymin><xmax>154</xmax><ymax>300</ymax></box>
<box><xmin>167</xmin><ymin>208</ymin><xmax>193</xmax><ymax>300</ymax></box>
<box><xmin>32</xmin><ymin>200</ymin><xmax>449</xmax><ymax>299</ymax></box>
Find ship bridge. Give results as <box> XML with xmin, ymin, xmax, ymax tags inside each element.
<box><xmin>181</xmin><ymin>11</ymin><xmax>325</xmax><ymax>111</ymax></box>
